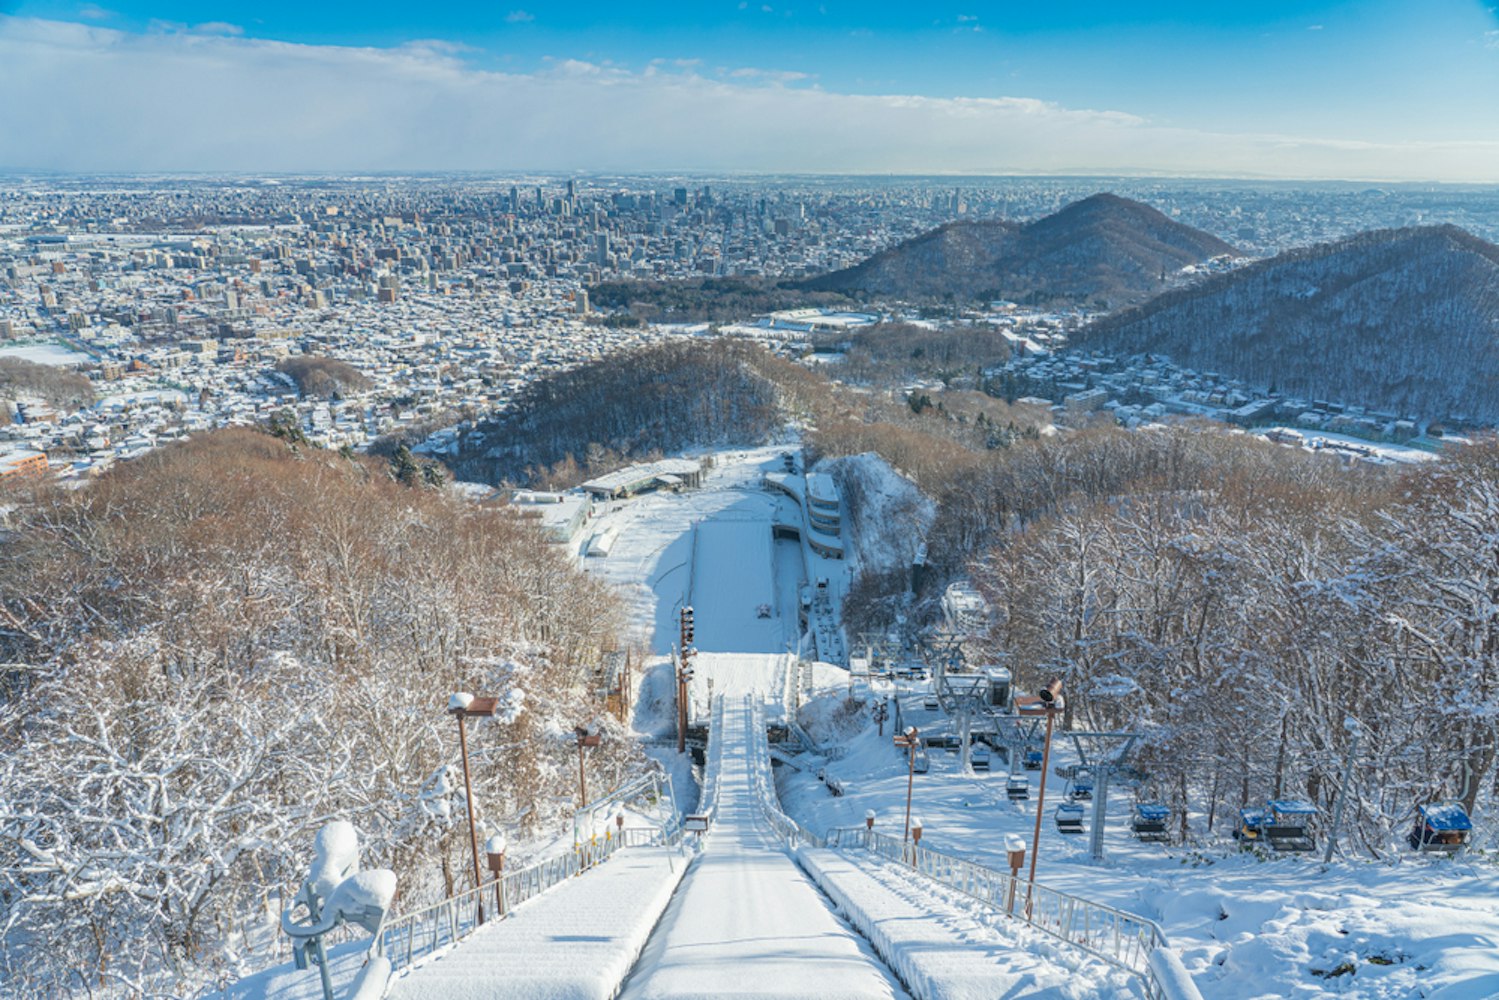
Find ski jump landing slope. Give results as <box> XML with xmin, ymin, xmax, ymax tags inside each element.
<box><xmin>619</xmin><ymin>692</ymin><xmax>908</xmax><ymax>1000</ymax></box>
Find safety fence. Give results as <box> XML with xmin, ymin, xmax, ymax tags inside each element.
<box><xmin>828</xmin><ymin>828</ymin><xmax>1199</xmax><ymax>1000</ymax></box>
<box><xmin>744</xmin><ymin>696</ymin><xmax>827</xmax><ymax>849</ymax></box>
<box><xmin>377</xmin><ymin>823</ymin><xmax>679</xmax><ymax>977</ymax></box>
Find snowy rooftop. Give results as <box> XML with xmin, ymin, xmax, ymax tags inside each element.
<box><xmin>581</xmin><ymin>459</ymin><xmax>702</xmax><ymax>495</ymax></box>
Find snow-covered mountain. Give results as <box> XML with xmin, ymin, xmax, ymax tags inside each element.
<box><xmin>802</xmin><ymin>193</ymin><xmax>1238</xmax><ymax>306</ymax></box>
<box><xmin>1075</xmin><ymin>224</ymin><xmax>1499</xmax><ymax>423</ymax></box>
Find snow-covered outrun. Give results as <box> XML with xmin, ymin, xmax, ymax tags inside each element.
<box><xmin>228</xmin><ymin>446</ymin><xmax>1499</xmax><ymax>1000</ymax></box>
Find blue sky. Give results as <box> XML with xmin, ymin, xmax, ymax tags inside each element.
<box><xmin>1</xmin><ymin>1</ymin><xmax>1496</xmax><ymax>177</ymax></box>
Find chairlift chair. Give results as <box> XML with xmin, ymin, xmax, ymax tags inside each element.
<box><xmin>970</xmin><ymin>745</ymin><xmax>991</xmax><ymax>771</ymax></box>
<box><xmin>1054</xmin><ymin>802</ymin><xmax>1086</xmax><ymax>834</ymax></box>
<box><xmin>1006</xmin><ymin>774</ymin><xmax>1029</xmax><ymax>801</ymax></box>
<box><xmin>1131</xmin><ymin>802</ymin><xmax>1171</xmax><ymax>843</ymax></box>
<box><xmin>1023</xmin><ymin>749</ymin><xmax>1044</xmax><ymax>771</ymax></box>
<box><xmin>1067</xmin><ymin>771</ymin><xmax>1095</xmax><ymax>801</ymax></box>
<box><xmin>1232</xmin><ymin>807</ymin><xmax>1267</xmax><ymax>846</ymax></box>
<box><xmin>1408</xmin><ymin>801</ymin><xmax>1471</xmax><ymax>854</ymax></box>
<box><xmin>1264</xmin><ymin>800</ymin><xmax>1318</xmax><ymax>853</ymax></box>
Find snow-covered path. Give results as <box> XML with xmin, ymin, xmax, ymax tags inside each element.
<box><xmin>618</xmin><ymin>695</ymin><xmax>908</xmax><ymax>1000</ymax></box>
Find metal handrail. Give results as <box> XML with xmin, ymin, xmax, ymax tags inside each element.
<box><xmin>378</xmin><ymin>829</ymin><xmax>642</xmax><ymax>976</ymax></box>
<box><xmin>849</xmin><ymin>829</ymin><xmax>1193</xmax><ymax>998</ymax></box>
<box><xmin>744</xmin><ymin>697</ymin><xmax>825</xmax><ymax>849</ymax></box>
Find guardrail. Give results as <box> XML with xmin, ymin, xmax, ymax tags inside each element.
<box><xmin>842</xmin><ymin>829</ymin><xmax>1200</xmax><ymax>1000</ymax></box>
<box><xmin>699</xmin><ymin>696</ymin><xmax>727</xmax><ymax>825</ymax></box>
<box><xmin>745</xmin><ymin>697</ymin><xmax>826</xmax><ymax>849</ymax></box>
<box><xmin>378</xmin><ymin>822</ymin><xmax>679</xmax><ymax>978</ymax></box>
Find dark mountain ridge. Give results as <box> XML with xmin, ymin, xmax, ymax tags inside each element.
<box><xmin>1074</xmin><ymin>224</ymin><xmax>1499</xmax><ymax>423</ymax></box>
<box><xmin>801</xmin><ymin>193</ymin><xmax>1238</xmax><ymax>307</ymax></box>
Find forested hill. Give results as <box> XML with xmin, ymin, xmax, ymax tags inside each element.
<box><xmin>450</xmin><ymin>339</ymin><xmax>831</xmax><ymax>487</ymax></box>
<box><xmin>1074</xmin><ymin>224</ymin><xmax>1499</xmax><ymax>424</ymax></box>
<box><xmin>800</xmin><ymin>193</ymin><xmax>1237</xmax><ymax>307</ymax></box>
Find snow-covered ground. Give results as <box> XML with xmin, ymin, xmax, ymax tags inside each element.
<box><xmin>781</xmin><ymin>679</ymin><xmax>1499</xmax><ymax>999</ymax></box>
<box><xmin>581</xmin><ymin>445</ymin><xmax>852</xmax><ymax>661</ymax></box>
<box><xmin>618</xmin><ymin>695</ymin><xmax>908</xmax><ymax>1000</ymax></box>
<box><xmin>385</xmin><ymin>845</ymin><xmax>687</xmax><ymax>1000</ymax></box>
<box><xmin>799</xmin><ymin>847</ymin><xmax>1140</xmax><ymax>1000</ymax></box>
<box><xmin>0</xmin><ymin>341</ymin><xmax>91</xmax><ymax>366</ymax></box>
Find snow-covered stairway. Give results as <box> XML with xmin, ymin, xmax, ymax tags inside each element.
<box><xmin>384</xmin><ymin>844</ymin><xmax>686</xmax><ymax>1000</ymax></box>
<box><xmin>618</xmin><ymin>693</ymin><xmax>908</xmax><ymax>1000</ymax></box>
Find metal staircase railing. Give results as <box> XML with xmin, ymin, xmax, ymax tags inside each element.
<box><xmin>835</xmin><ymin>829</ymin><xmax>1202</xmax><ymax>1000</ymax></box>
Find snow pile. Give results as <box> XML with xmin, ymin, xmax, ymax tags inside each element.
<box><xmin>305</xmin><ymin>821</ymin><xmax>360</xmax><ymax>902</ymax></box>
<box><xmin>208</xmin><ymin>941</ymin><xmax>380</xmax><ymax>1000</ymax></box>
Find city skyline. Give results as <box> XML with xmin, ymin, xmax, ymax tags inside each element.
<box><xmin>1</xmin><ymin>2</ymin><xmax>1497</xmax><ymax>180</ymax></box>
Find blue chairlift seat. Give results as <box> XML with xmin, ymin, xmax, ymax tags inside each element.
<box><xmin>1067</xmin><ymin>772</ymin><xmax>1094</xmax><ymax>801</ymax></box>
<box><xmin>970</xmin><ymin>745</ymin><xmax>991</xmax><ymax>771</ymax></box>
<box><xmin>1006</xmin><ymin>775</ymin><xmax>1029</xmax><ymax>801</ymax></box>
<box><xmin>1054</xmin><ymin>802</ymin><xmax>1086</xmax><ymax>834</ymax></box>
<box><xmin>1132</xmin><ymin>802</ymin><xmax>1170</xmax><ymax>842</ymax></box>
<box><xmin>1023</xmin><ymin>750</ymin><xmax>1043</xmax><ymax>771</ymax></box>
<box><xmin>1233</xmin><ymin>807</ymin><xmax>1267</xmax><ymax>845</ymax></box>
<box><xmin>1409</xmin><ymin>801</ymin><xmax>1471</xmax><ymax>853</ymax></box>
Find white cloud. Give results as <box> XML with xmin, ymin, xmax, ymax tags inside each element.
<box><xmin>505</xmin><ymin>10</ymin><xmax>534</xmax><ymax>24</ymax></box>
<box><xmin>0</xmin><ymin>15</ymin><xmax>1495</xmax><ymax>181</ymax></box>
<box><xmin>76</xmin><ymin>5</ymin><xmax>115</xmax><ymax>20</ymax></box>
<box><xmin>193</xmin><ymin>21</ymin><xmax>245</xmax><ymax>37</ymax></box>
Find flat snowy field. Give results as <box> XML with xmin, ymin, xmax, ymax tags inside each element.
<box><xmin>0</xmin><ymin>342</ymin><xmax>92</xmax><ymax>366</ymax></box>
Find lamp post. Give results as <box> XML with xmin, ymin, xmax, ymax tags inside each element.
<box><xmin>864</xmin><ymin>809</ymin><xmax>876</xmax><ymax>848</ymax></box>
<box><xmin>1015</xmin><ymin>678</ymin><xmax>1063</xmax><ymax>918</ymax></box>
<box><xmin>893</xmin><ymin>725</ymin><xmax>920</xmax><ymax>861</ymax></box>
<box><xmin>1004</xmin><ymin>834</ymin><xmax>1026</xmax><ymax>914</ymax></box>
<box><xmin>615</xmin><ymin>810</ymin><xmax>626</xmax><ymax>846</ymax></box>
<box><xmin>485</xmin><ymin>833</ymin><xmax>507</xmax><ymax>917</ymax></box>
<box><xmin>677</xmin><ymin>606</ymin><xmax>695</xmax><ymax>755</ymax></box>
<box><xmin>575</xmin><ymin>724</ymin><xmax>602</xmax><ymax>809</ymax></box>
<box><xmin>911</xmin><ymin>817</ymin><xmax>924</xmax><ymax>850</ymax></box>
<box><xmin>449</xmin><ymin>691</ymin><xmax>500</xmax><ymax>925</ymax></box>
